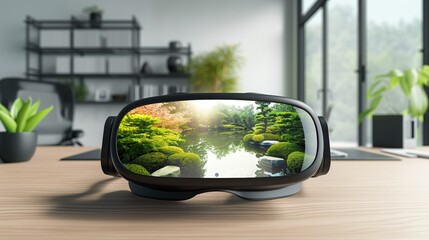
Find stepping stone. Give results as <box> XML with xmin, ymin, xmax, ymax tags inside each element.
<box><xmin>152</xmin><ymin>165</ymin><xmax>181</xmax><ymax>177</ymax></box>
<box><xmin>259</xmin><ymin>155</ymin><xmax>285</xmax><ymax>168</ymax></box>
<box><xmin>259</xmin><ymin>140</ymin><xmax>279</xmax><ymax>147</ymax></box>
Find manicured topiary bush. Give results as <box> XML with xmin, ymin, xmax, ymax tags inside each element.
<box><xmin>267</xmin><ymin>142</ymin><xmax>304</xmax><ymax>159</ymax></box>
<box><xmin>167</xmin><ymin>152</ymin><xmax>202</xmax><ymax>177</ymax></box>
<box><xmin>158</xmin><ymin>146</ymin><xmax>184</xmax><ymax>156</ymax></box>
<box><xmin>253</xmin><ymin>128</ymin><xmax>263</xmax><ymax>134</ymax></box>
<box><xmin>287</xmin><ymin>151</ymin><xmax>305</xmax><ymax>173</ymax></box>
<box><xmin>243</xmin><ymin>134</ymin><xmax>254</xmax><ymax>142</ymax></box>
<box><xmin>124</xmin><ymin>163</ymin><xmax>151</xmax><ymax>176</ymax></box>
<box><xmin>132</xmin><ymin>152</ymin><xmax>167</xmax><ymax>173</ymax></box>
<box><xmin>251</xmin><ymin>134</ymin><xmax>265</xmax><ymax>143</ymax></box>
<box><xmin>262</xmin><ymin>133</ymin><xmax>282</xmax><ymax>141</ymax></box>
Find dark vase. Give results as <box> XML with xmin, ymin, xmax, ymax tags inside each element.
<box><xmin>372</xmin><ymin>115</ymin><xmax>417</xmax><ymax>148</ymax></box>
<box><xmin>169</xmin><ymin>41</ymin><xmax>182</xmax><ymax>51</ymax></box>
<box><xmin>167</xmin><ymin>56</ymin><xmax>184</xmax><ymax>73</ymax></box>
<box><xmin>90</xmin><ymin>12</ymin><xmax>102</xmax><ymax>28</ymax></box>
<box><xmin>0</xmin><ymin>132</ymin><xmax>37</xmax><ymax>163</ymax></box>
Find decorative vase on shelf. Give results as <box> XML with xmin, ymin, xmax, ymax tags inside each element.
<box><xmin>83</xmin><ymin>6</ymin><xmax>104</xmax><ymax>28</ymax></box>
<box><xmin>90</xmin><ymin>12</ymin><xmax>102</xmax><ymax>28</ymax></box>
<box><xmin>169</xmin><ymin>41</ymin><xmax>182</xmax><ymax>51</ymax></box>
<box><xmin>167</xmin><ymin>56</ymin><xmax>184</xmax><ymax>73</ymax></box>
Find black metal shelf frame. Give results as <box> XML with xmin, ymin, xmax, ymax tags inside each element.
<box><xmin>25</xmin><ymin>15</ymin><xmax>192</xmax><ymax>104</ymax></box>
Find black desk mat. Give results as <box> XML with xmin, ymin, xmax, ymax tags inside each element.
<box><xmin>61</xmin><ymin>149</ymin><xmax>101</xmax><ymax>161</ymax></box>
<box><xmin>332</xmin><ymin>148</ymin><xmax>400</xmax><ymax>161</ymax></box>
<box><xmin>60</xmin><ymin>148</ymin><xmax>400</xmax><ymax>161</ymax></box>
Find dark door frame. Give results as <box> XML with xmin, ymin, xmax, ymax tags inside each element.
<box><xmin>297</xmin><ymin>0</ymin><xmax>328</xmax><ymax>116</ymax></box>
<box><xmin>423</xmin><ymin>0</ymin><xmax>429</xmax><ymax>145</ymax></box>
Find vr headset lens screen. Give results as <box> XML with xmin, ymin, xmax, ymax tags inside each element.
<box><xmin>116</xmin><ymin>99</ymin><xmax>318</xmax><ymax>178</ymax></box>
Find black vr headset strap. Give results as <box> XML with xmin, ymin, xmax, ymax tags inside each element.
<box><xmin>101</xmin><ymin>116</ymin><xmax>120</xmax><ymax>177</ymax></box>
<box><xmin>313</xmin><ymin>116</ymin><xmax>331</xmax><ymax>177</ymax></box>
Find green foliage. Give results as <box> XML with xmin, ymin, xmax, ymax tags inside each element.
<box><xmin>267</xmin><ymin>142</ymin><xmax>304</xmax><ymax>160</ymax></box>
<box><xmin>117</xmin><ymin>113</ymin><xmax>183</xmax><ymax>162</ymax></box>
<box><xmin>254</xmin><ymin>101</ymin><xmax>272</xmax><ymax>133</ymax></box>
<box><xmin>189</xmin><ymin>44</ymin><xmax>243</xmax><ymax>93</ymax></box>
<box><xmin>243</xmin><ymin>133</ymin><xmax>254</xmax><ymax>142</ymax></box>
<box><xmin>0</xmin><ymin>98</ymin><xmax>53</xmax><ymax>133</ymax></box>
<box><xmin>261</xmin><ymin>133</ymin><xmax>282</xmax><ymax>141</ymax></box>
<box><xmin>360</xmin><ymin>66</ymin><xmax>429</xmax><ymax>122</ymax></box>
<box><xmin>272</xmin><ymin>112</ymin><xmax>305</xmax><ymax>146</ymax></box>
<box><xmin>220</xmin><ymin>124</ymin><xmax>244</xmax><ymax>131</ymax></box>
<box><xmin>287</xmin><ymin>151</ymin><xmax>305</xmax><ymax>174</ymax></box>
<box><xmin>167</xmin><ymin>152</ymin><xmax>202</xmax><ymax>177</ymax></box>
<box><xmin>124</xmin><ymin>163</ymin><xmax>151</xmax><ymax>176</ymax></box>
<box><xmin>158</xmin><ymin>146</ymin><xmax>185</xmax><ymax>156</ymax></box>
<box><xmin>251</xmin><ymin>134</ymin><xmax>265</xmax><ymax>143</ymax></box>
<box><xmin>63</xmin><ymin>79</ymin><xmax>89</xmax><ymax>102</ymax></box>
<box><xmin>83</xmin><ymin>5</ymin><xmax>104</xmax><ymax>14</ymax></box>
<box><xmin>132</xmin><ymin>152</ymin><xmax>167</xmax><ymax>173</ymax></box>
<box><xmin>205</xmin><ymin>103</ymin><xmax>255</xmax><ymax>131</ymax></box>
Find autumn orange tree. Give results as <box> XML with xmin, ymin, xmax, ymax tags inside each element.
<box><xmin>130</xmin><ymin>103</ymin><xmax>191</xmax><ymax>132</ymax></box>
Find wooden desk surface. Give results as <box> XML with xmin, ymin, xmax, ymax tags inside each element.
<box><xmin>1</xmin><ymin>147</ymin><xmax>429</xmax><ymax>239</ymax></box>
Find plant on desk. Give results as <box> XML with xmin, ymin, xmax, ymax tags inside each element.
<box><xmin>0</xmin><ymin>98</ymin><xmax>53</xmax><ymax>163</ymax></box>
<box><xmin>359</xmin><ymin>66</ymin><xmax>429</xmax><ymax>147</ymax></box>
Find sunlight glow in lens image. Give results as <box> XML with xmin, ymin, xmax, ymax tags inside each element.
<box><xmin>117</xmin><ymin>100</ymin><xmax>317</xmax><ymax>178</ymax></box>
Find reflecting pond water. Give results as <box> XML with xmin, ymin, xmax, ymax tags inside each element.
<box><xmin>180</xmin><ymin>130</ymin><xmax>286</xmax><ymax>178</ymax></box>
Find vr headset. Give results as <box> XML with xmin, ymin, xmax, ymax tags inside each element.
<box><xmin>101</xmin><ymin>93</ymin><xmax>330</xmax><ymax>200</ymax></box>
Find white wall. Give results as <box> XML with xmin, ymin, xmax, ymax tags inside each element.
<box><xmin>0</xmin><ymin>0</ymin><xmax>296</xmax><ymax>146</ymax></box>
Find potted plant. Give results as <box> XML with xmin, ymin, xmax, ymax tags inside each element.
<box><xmin>0</xmin><ymin>98</ymin><xmax>53</xmax><ymax>163</ymax></box>
<box><xmin>359</xmin><ymin>66</ymin><xmax>429</xmax><ymax>147</ymax></box>
<box><xmin>188</xmin><ymin>44</ymin><xmax>243</xmax><ymax>93</ymax></box>
<box><xmin>83</xmin><ymin>5</ymin><xmax>104</xmax><ymax>28</ymax></box>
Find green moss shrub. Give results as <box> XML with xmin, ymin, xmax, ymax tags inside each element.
<box><xmin>167</xmin><ymin>152</ymin><xmax>202</xmax><ymax>177</ymax></box>
<box><xmin>243</xmin><ymin>134</ymin><xmax>254</xmax><ymax>142</ymax></box>
<box><xmin>158</xmin><ymin>146</ymin><xmax>184</xmax><ymax>156</ymax></box>
<box><xmin>124</xmin><ymin>163</ymin><xmax>151</xmax><ymax>176</ymax></box>
<box><xmin>287</xmin><ymin>151</ymin><xmax>305</xmax><ymax>173</ymax></box>
<box><xmin>251</xmin><ymin>134</ymin><xmax>265</xmax><ymax>143</ymax></box>
<box><xmin>132</xmin><ymin>152</ymin><xmax>167</xmax><ymax>173</ymax></box>
<box><xmin>267</xmin><ymin>142</ymin><xmax>304</xmax><ymax>159</ymax></box>
<box><xmin>117</xmin><ymin>113</ymin><xmax>184</xmax><ymax>162</ymax></box>
<box><xmin>262</xmin><ymin>133</ymin><xmax>282</xmax><ymax>141</ymax></box>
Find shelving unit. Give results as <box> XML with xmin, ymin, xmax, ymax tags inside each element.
<box><xmin>25</xmin><ymin>16</ymin><xmax>192</xmax><ymax>104</ymax></box>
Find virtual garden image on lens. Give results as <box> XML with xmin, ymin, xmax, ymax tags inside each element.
<box><xmin>117</xmin><ymin>100</ymin><xmax>317</xmax><ymax>178</ymax></box>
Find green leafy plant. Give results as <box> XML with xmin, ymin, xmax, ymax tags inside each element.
<box><xmin>167</xmin><ymin>152</ymin><xmax>202</xmax><ymax>177</ymax></box>
<box><xmin>360</xmin><ymin>66</ymin><xmax>429</xmax><ymax>122</ymax></box>
<box><xmin>251</xmin><ymin>134</ymin><xmax>264</xmax><ymax>143</ymax></box>
<box><xmin>287</xmin><ymin>151</ymin><xmax>305</xmax><ymax>174</ymax></box>
<box><xmin>0</xmin><ymin>98</ymin><xmax>53</xmax><ymax>133</ymax></box>
<box><xmin>83</xmin><ymin>5</ymin><xmax>104</xmax><ymax>14</ymax></box>
<box><xmin>132</xmin><ymin>152</ymin><xmax>167</xmax><ymax>173</ymax></box>
<box><xmin>188</xmin><ymin>44</ymin><xmax>243</xmax><ymax>92</ymax></box>
<box><xmin>124</xmin><ymin>163</ymin><xmax>150</xmax><ymax>176</ymax></box>
<box><xmin>267</xmin><ymin>142</ymin><xmax>304</xmax><ymax>160</ymax></box>
<box><xmin>158</xmin><ymin>146</ymin><xmax>185</xmax><ymax>156</ymax></box>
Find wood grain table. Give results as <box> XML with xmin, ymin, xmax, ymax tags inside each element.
<box><xmin>1</xmin><ymin>146</ymin><xmax>429</xmax><ymax>239</ymax></box>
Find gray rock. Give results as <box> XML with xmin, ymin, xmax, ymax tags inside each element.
<box><xmin>259</xmin><ymin>140</ymin><xmax>279</xmax><ymax>147</ymax></box>
<box><xmin>151</xmin><ymin>165</ymin><xmax>181</xmax><ymax>177</ymax></box>
<box><xmin>259</xmin><ymin>155</ymin><xmax>285</xmax><ymax>168</ymax></box>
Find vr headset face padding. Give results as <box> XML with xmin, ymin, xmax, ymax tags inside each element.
<box><xmin>101</xmin><ymin>116</ymin><xmax>120</xmax><ymax>177</ymax></box>
<box><xmin>313</xmin><ymin>117</ymin><xmax>331</xmax><ymax>177</ymax></box>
